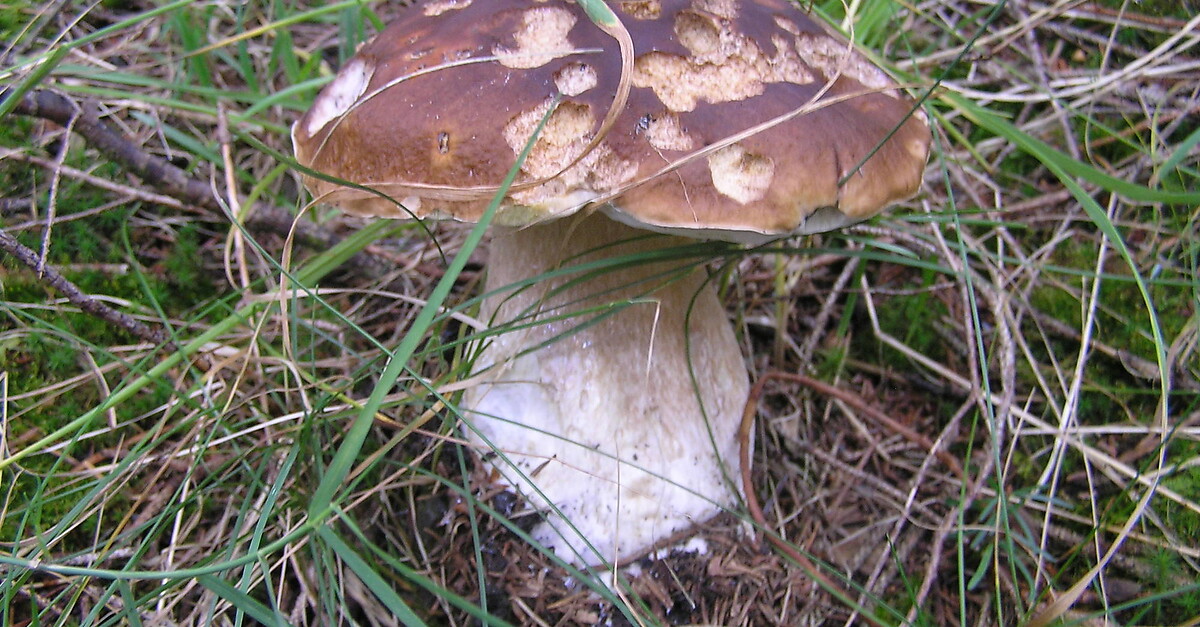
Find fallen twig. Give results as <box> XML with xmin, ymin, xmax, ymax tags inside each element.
<box><xmin>740</xmin><ymin>373</ymin><xmax>881</xmax><ymax>627</ymax></box>
<box><xmin>0</xmin><ymin>224</ymin><xmax>174</xmax><ymax>351</ymax></box>
<box><xmin>0</xmin><ymin>87</ymin><xmax>394</xmax><ymax>279</ymax></box>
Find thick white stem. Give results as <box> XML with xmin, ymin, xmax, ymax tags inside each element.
<box><xmin>462</xmin><ymin>212</ymin><xmax>749</xmax><ymax>565</ymax></box>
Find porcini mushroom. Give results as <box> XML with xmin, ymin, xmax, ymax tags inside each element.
<box><xmin>293</xmin><ymin>0</ymin><xmax>931</xmax><ymax>566</ymax></box>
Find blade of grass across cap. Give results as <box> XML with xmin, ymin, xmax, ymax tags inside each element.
<box><xmin>303</xmin><ymin>1</ymin><xmax>632</xmax><ymax>205</ymax></box>
<box><xmin>566</xmin><ymin>0</ymin><xmax>633</xmax><ymax>172</ymax></box>
<box><xmin>304</xmin><ymin>97</ymin><xmax>562</xmax><ymax>524</ymax></box>
<box><xmin>241</xmin><ymin>131</ymin><xmax>449</xmax><ymax>263</ymax></box>
<box><xmin>837</xmin><ymin>1</ymin><xmax>1004</xmax><ymax>189</ymax></box>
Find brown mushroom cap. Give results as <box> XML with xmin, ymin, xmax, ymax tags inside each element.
<box><xmin>292</xmin><ymin>0</ymin><xmax>931</xmax><ymax>241</ymax></box>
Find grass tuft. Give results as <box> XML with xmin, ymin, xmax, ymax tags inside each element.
<box><xmin>1</xmin><ymin>1</ymin><xmax>1198</xmax><ymax>624</ymax></box>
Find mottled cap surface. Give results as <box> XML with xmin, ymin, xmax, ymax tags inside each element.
<box><xmin>292</xmin><ymin>0</ymin><xmax>932</xmax><ymax>241</ymax></box>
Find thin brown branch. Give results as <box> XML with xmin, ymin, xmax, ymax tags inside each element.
<box><xmin>0</xmin><ymin>224</ymin><xmax>174</xmax><ymax>350</ymax></box>
<box><xmin>0</xmin><ymin>87</ymin><xmax>394</xmax><ymax>279</ymax></box>
<box><xmin>738</xmin><ymin>369</ymin><xmax>974</xmax><ymax>625</ymax></box>
<box><xmin>739</xmin><ymin>372</ymin><xmax>889</xmax><ymax>627</ymax></box>
<box><xmin>5</xmin><ymin>88</ymin><xmax>216</xmax><ymax>208</ymax></box>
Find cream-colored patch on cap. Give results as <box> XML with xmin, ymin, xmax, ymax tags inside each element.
<box><xmin>632</xmin><ymin>11</ymin><xmax>813</xmax><ymax>112</ymax></box>
<box><xmin>503</xmin><ymin>100</ymin><xmax>637</xmax><ymax>210</ymax></box>
<box><xmin>618</xmin><ymin>0</ymin><xmax>661</xmax><ymax>19</ymax></box>
<box><xmin>400</xmin><ymin>196</ymin><xmax>423</xmax><ymax>213</ymax></box>
<box><xmin>769</xmin><ymin>34</ymin><xmax>815</xmax><ymax>83</ymax></box>
<box><xmin>774</xmin><ymin>16</ymin><xmax>801</xmax><ymax>36</ymax></box>
<box><xmin>304</xmin><ymin>58</ymin><xmax>373</xmax><ymax>136</ymax></box>
<box><xmin>554</xmin><ymin>62</ymin><xmax>598</xmax><ymax>96</ymax></box>
<box><xmin>707</xmin><ymin>144</ymin><xmax>774</xmax><ymax>204</ymax></box>
<box><xmin>674</xmin><ymin>10</ymin><xmax>734</xmax><ymax>64</ymax></box>
<box><xmin>691</xmin><ymin>0</ymin><xmax>739</xmax><ymax>20</ymax></box>
<box><xmin>503</xmin><ymin>100</ymin><xmax>596</xmax><ymax>177</ymax></box>
<box><xmin>907</xmin><ymin>133</ymin><xmax>930</xmax><ymax>161</ymax></box>
<box><xmin>494</xmin><ymin>6</ymin><xmax>578</xmax><ymax>69</ymax></box>
<box><xmin>794</xmin><ymin>33</ymin><xmax>898</xmax><ymax>97</ymax></box>
<box><xmin>642</xmin><ymin>113</ymin><xmax>695</xmax><ymax>151</ymax></box>
<box><xmin>423</xmin><ymin>0</ymin><xmax>473</xmax><ymax>17</ymax></box>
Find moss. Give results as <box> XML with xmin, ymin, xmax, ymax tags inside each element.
<box><xmin>160</xmin><ymin>223</ymin><xmax>217</xmax><ymax>302</ymax></box>
<box><xmin>0</xmin><ymin>201</ymin><xmax>217</xmax><ymax>549</ymax></box>
<box><xmin>0</xmin><ymin>321</ymin><xmax>178</xmax><ymax>544</ymax></box>
<box><xmin>859</xmin><ymin>272</ymin><xmax>951</xmax><ymax>369</ymax></box>
<box><xmin>1127</xmin><ymin>548</ymin><xmax>1200</xmax><ymax>623</ymax></box>
<box><xmin>1161</xmin><ymin>446</ymin><xmax>1200</xmax><ymax>543</ymax></box>
<box><xmin>0</xmin><ymin>1</ymin><xmax>34</xmax><ymax>41</ymax></box>
<box><xmin>1024</xmin><ymin>236</ymin><xmax>1194</xmax><ymax>421</ymax></box>
<box><xmin>1095</xmin><ymin>0</ymin><xmax>1196</xmax><ymax>20</ymax></box>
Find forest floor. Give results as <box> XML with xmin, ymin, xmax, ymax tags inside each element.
<box><xmin>1</xmin><ymin>1</ymin><xmax>1198</xmax><ymax>625</ymax></box>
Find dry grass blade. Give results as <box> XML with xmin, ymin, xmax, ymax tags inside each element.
<box><xmin>1</xmin><ymin>1</ymin><xmax>1197</xmax><ymax>625</ymax></box>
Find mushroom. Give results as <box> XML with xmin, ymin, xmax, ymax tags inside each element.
<box><xmin>292</xmin><ymin>0</ymin><xmax>931</xmax><ymax>566</ymax></box>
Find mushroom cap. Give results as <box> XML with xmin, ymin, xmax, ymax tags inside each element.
<box><xmin>292</xmin><ymin>0</ymin><xmax>932</xmax><ymax>242</ymax></box>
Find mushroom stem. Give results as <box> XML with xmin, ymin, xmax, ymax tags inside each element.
<box><xmin>463</xmin><ymin>212</ymin><xmax>750</xmax><ymax>566</ymax></box>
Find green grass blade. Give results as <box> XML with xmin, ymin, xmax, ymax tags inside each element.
<box><xmin>0</xmin><ymin>217</ymin><xmax>397</xmax><ymax>474</ymax></box>
<box><xmin>304</xmin><ymin>98</ymin><xmax>559</xmax><ymax>519</ymax></box>
<box><xmin>1156</xmin><ymin>124</ymin><xmax>1200</xmax><ymax>185</ymax></box>
<box><xmin>0</xmin><ymin>47</ymin><xmax>69</xmax><ymax>118</ymax></box>
<box><xmin>198</xmin><ymin>574</ymin><xmax>289</xmax><ymax>626</ymax></box>
<box><xmin>945</xmin><ymin>93</ymin><xmax>1200</xmax><ymax>206</ymax></box>
<box><xmin>317</xmin><ymin>527</ymin><xmax>427</xmax><ymax>627</ymax></box>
